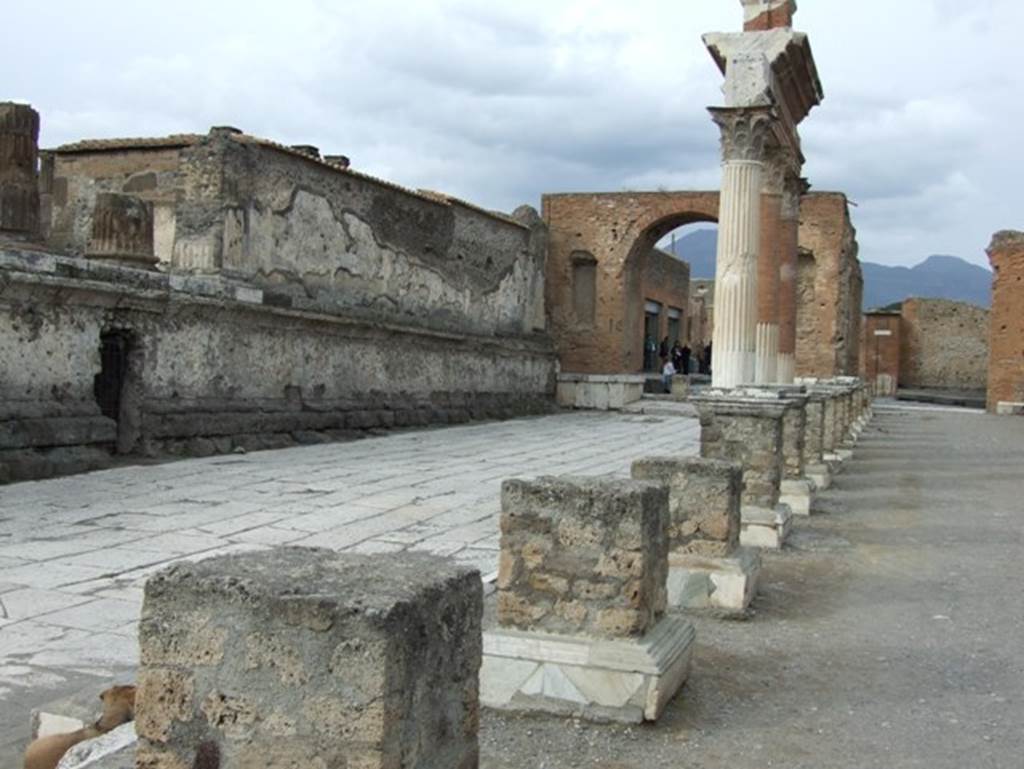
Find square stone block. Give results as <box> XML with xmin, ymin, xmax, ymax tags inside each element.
<box><xmin>137</xmin><ymin>548</ymin><xmax>482</xmax><ymax>769</ymax></box>
<box><xmin>481</xmin><ymin>615</ymin><xmax>695</xmax><ymax>723</ymax></box>
<box><xmin>693</xmin><ymin>396</ymin><xmax>788</xmax><ymax>510</ymax></box>
<box><xmin>665</xmin><ymin>547</ymin><xmax>761</xmax><ymax>614</ymax></box>
<box><xmin>498</xmin><ymin>476</ymin><xmax>668</xmax><ymax>639</ymax></box>
<box><xmin>780</xmin><ymin>479</ymin><xmax>814</xmax><ymax>516</ymax></box>
<box><xmin>630</xmin><ymin>456</ymin><xmax>741</xmax><ymax>556</ymax></box>
<box><xmin>739</xmin><ymin>504</ymin><xmax>792</xmax><ymax>550</ymax></box>
<box><xmin>805</xmin><ymin>463</ymin><xmax>831</xmax><ymax>490</ymax></box>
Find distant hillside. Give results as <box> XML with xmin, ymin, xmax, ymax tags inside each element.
<box><xmin>663</xmin><ymin>230</ymin><xmax>992</xmax><ymax>309</ymax></box>
<box><xmin>861</xmin><ymin>255</ymin><xmax>991</xmax><ymax>309</ymax></box>
<box><xmin>663</xmin><ymin>228</ymin><xmax>716</xmax><ymax>279</ymax></box>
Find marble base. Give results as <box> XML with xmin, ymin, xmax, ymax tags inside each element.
<box><xmin>805</xmin><ymin>463</ymin><xmax>831</xmax><ymax>490</ymax></box>
<box><xmin>556</xmin><ymin>374</ymin><xmax>645</xmax><ymax>411</ymax></box>
<box><xmin>481</xmin><ymin>616</ymin><xmax>695</xmax><ymax>723</ymax></box>
<box><xmin>740</xmin><ymin>504</ymin><xmax>793</xmax><ymax>550</ymax></box>
<box><xmin>666</xmin><ymin>547</ymin><xmax>761</xmax><ymax>613</ymax></box>
<box><xmin>780</xmin><ymin>478</ymin><xmax>814</xmax><ymax>516</ymax></box>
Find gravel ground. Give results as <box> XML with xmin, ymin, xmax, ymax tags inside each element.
<box><xmin>480</xmin><ymin>405</ymin><xmax>1024</xmax><ymax>769</ymax></box>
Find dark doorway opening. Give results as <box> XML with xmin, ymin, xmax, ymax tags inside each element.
<box><xmin>643</xmin><ymin>302</ymin><xmax>662</xmax><ymax>372</ymax></box>
<box><xmin>94</xmin><ymin>331</ymin><xmax>133</xmax><ymax>422</ymax></box>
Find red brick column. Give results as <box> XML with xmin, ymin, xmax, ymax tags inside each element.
<box><xmin>986</xmin><ymin>231</ymin><xmax>1024</xmax><ymax>413</ymax></box>
<box><xmin>776</xmin><ymin>173</ymin><xmax>803</xmax><ymax>382</ymax></box>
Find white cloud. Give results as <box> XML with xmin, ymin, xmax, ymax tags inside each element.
<box><xmin>5</xmin><ymin>0</ymin><xmax>1021</xmax><ymax>267</ymax></box>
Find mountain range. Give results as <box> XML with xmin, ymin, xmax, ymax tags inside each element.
<box><xmin>662</xmin><ymin>228</ymin><xmax>993</xmax><ymax>309</ymax></box>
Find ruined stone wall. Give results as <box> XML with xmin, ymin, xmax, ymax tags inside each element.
<box><xmin>986</xmin><ymin>231</ymin><xmax>1024</xmax><ymax>412</ymax></box>
<box><xmin>44</xmin><ymin>143</ymin><xmax>192</xmax><ymax>263</ymax></box>
<box><xmin>45</xmin><ymin>130</ymin><xmax>547</xmax><ymax>339</ymax></box>
<box><xmin>795</xmin><ymin>193</ymin><xmax>861</xmax><ymax>378</ymax></box>
<box><xmin>0</xmin><ymin>248</ymin><xmax>556</xmax><ymax>482</ymax></box>
<box><xmin>898</xmin><ymin>298</ymin><xmax>989</xmax><ymax>391</ymax></box>
<box><xmin>543</xmin><ymin>191</ymin><xmax>718</xmax><ymax>374</ymax></box>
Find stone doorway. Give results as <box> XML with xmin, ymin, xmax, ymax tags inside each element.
<box><xmin>93</xmin><ymin>330</ymin><xmax>142</xmax><ymax>453</ymax></box>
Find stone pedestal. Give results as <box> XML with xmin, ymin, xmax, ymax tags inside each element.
<box><xmin>709</xmin><ymin>107</ymin><xmax>773</xmax><ymax>388</ymax></box>
<box><xmin>556</xmin><ymin>373</ymin><xmax>645</xmax><ymax>411</ymax></box>
<box><xmin>86</xmin><ymin>192</ymin><xmax>158</xmax><ymax>270</ymax></box>
<box><xmin>632</xmin><ymin>456</ymin><xmax>760</xmax><ymax>614</ymax></box>
<box><xmin>482</xmin><ymin>476</ymin><xmax>694</xmax><ymax>723</ymax></box>
<box><xmin>137</xmin><ymin>548</ymin><xmax>482</xmax><ymax>769</ymax></box>
<box><xmin>670</xmin><ymin>374</ymin><xmax>691</xmax><ymax>401</ymax></box>
<box><xmin>693</xmin><ymin>395</ymin><xmax>792</xmax><ymax>549</ymax></box>
<box><xmin>0</xmin><ymin>102</ymin><xmax>40</xmax><ymax>242</ymax></box>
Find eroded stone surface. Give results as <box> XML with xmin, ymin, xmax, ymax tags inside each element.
<box><xmin>630</xmin><ymin>456</ymin><xmax>741</xmax><ymax>558</ymax></box>
<box><xmin>137</xmin><ymin>548</ymin><xmax>482</xmax><ymax>769</ymax></box>
<box><xmin>497</xmin><ymin>476</ymin><xmax>668</xmax><ymax>639</ymax></box>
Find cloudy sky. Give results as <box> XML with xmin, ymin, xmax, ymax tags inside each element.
<box><xmin>7</xmin><ymin>0</ymin><xmax>1021</xmax><ymax>267</ymax></box>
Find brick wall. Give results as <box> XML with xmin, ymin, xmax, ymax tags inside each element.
<box><xmin>860</xmin><ymin>312</ymin><xmax>901</xmax><ymax>395</ymax></box>
<box><xmin>543</xmin><ymin>191</ymin><xmax>718</xmax><ymax>374</ymax></box>
<box><xmin>986</xmin><ymin>231</ymin><xmax>1024</xmax><ymax>411</ymax></box>
<box><xmin>795</xmin><ymin>192</ymin><xmax>862</xmax><ymax>378</ymax></box>
<box><xmin>899</xmin><ymin>298</ymin><xmax>989</xmax><ymax>391</ymax></box>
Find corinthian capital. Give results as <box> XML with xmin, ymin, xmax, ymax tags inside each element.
<box><xmin>708</xmin><ymin>106</ymin><xmax>775</xmax><ymax>163</ymax></box>
<box><xmin>781</xmin><ymin>173</ymin><xmax>808</xmax><ymax>220</ymax></box>
<box><xmin>761</xmin><ymin>144</ymin><xmax>799</xmax><ymax>195</ymax></box>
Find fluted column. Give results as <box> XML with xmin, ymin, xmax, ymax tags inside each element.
<box><xmin>776</xmin><ymin>173</ymin><xmax>804</xmax><ymax>383</ymax></box>
<box><xmin>710</xmin><ymin>107</ymin><xmax>774</xmax><ymax>388</ymax></box>
<box><xmin>0</xmin><ymin>102</ymin><xmax>40</xmax><ymax>242</ymax></box>
<box><xmin>754</xmin><ymin>145</ymin><xmax>789</xmax><ymax>383</ymax></box>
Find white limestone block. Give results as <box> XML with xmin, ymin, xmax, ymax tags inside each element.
<box><xmin>481</xmin><ymin>616</ymin><xmax>695</xmax><ymax>723</ymax></box>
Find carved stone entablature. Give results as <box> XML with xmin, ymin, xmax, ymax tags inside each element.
<box><xmin>709</xmin><ymin>107</ymin><xmax>776</xmax><ymax>163</ymax></box>
<box><xmin>761</xmin><ymin>144</ymin><xmax>799</xmax><ymax>195</ymax></box>
<box><xmin>780</xmin><ymin>172</ymin><xmax>805</xmax><ymax>219</ymax></box>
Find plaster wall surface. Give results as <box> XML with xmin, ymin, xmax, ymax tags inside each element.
<box><xmin>0</xmin><ymin>248</ymin><xmax>555</xmax><ymax>482</ymax></box>
<box><xmin>46</xmin><ymin>132</ymin><xmax>546</xmax><ymax>339</ymax></box>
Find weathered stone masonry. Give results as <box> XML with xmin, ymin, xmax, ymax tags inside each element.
<box><xmin>0</xmin><ymin>113</ymin><xmax>557</xmax><ymax>482</ymax></box>
<box><xmin>136</xmin><ymin>548</ymin><xmax>482</xmax><ymax>769</ymax></box>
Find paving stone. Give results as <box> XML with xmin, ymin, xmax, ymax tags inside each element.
<box><xmin>0</xmin><ymin>412</ymin><xmax>698</xmax><ymax>708</ymax></box>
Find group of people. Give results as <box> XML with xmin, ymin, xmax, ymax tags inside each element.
<box><xmin>652</xmin><ymin>337</ymin><xmax>713</xmax><ymax>393</ymax></box>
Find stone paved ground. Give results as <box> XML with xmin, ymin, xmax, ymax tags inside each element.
<box><xmin>0</xmin><ymin>411</ymin><xmax>699</xmax><ymax>763</ymax></box>
<box><xmin>482</xmin><ymin>403</ymin><xmax>1024</xmax><ymax>769</ymax></box>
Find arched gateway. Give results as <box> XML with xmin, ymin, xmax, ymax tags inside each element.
<box><xmin>543</xmin><ymin>191</ymin><xmax>719</xmax><ymax>375</ymax></box>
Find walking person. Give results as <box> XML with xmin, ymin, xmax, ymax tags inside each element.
<box><xmin>662</xmin><ymin>357</ymin><xmax>676</xmax><ymax>394</ymax></box>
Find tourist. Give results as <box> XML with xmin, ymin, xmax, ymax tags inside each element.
<box><xmin>681</xmin><ymin>343</ymin><xmax>692</xmax><ymax>375</ymax></box>
<box><xmin>662</xmin><ymin>357</ymin><xmax>676</xmax><ymax>393</ymax></box>
<box><xmin>671</xmin><ymin>341</ymin><xmax>684</xmax><ymax>374</ymax></box>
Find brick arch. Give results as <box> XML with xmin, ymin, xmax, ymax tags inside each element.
<box><xmin>543</xmin><ymin>191</ymin><xmax>719</xmax><ymax>374</ymax></box>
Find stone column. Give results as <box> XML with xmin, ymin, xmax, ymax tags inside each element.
<box><xmin>0</xmin><ymin>102</ymin><xmax>40</xmax><ymax>242</ymax></box>
<box><xmin>709</xmin><ymin>107</ymin><xmax>774</xmax><ymax>388</ymax></box>
<box><xmin>632</xmin><ymin>457</ymin><xmax>760</xmax><ymax>614</ymax></box>
<box><xmin>754</xmin><ymin>146</ymin><xmax>786</xmax><ymax>384</ymax></box>
<box><xmin>777</xmin><ymin>173</ymin><xmax>803</xmax><ymax>382</ymax></box>
<box><xmin>136</xmin><ymin>548</ymin><xmax>482</xmax><ymax>769</ymax></box>
<box><xmin>481</xmin><ymin>476</ymin><xmax>694</xmax><ymax>724</ymax></box>
<box><xmin>693</xmin><ymin>395</ymin><xmax>793</xmax><ymax>549</ymax></box>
